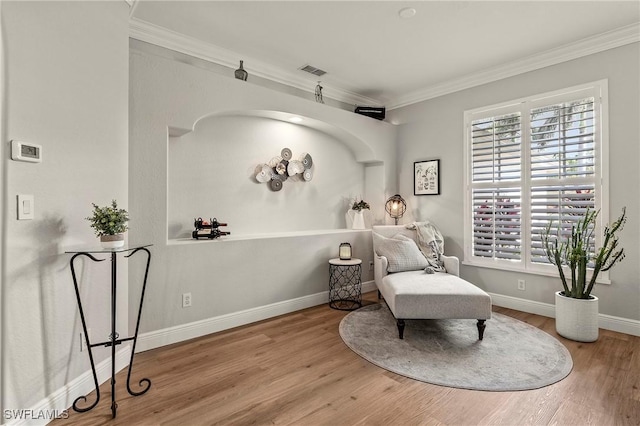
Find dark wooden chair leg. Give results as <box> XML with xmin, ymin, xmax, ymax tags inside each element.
<box><xmin>377</xmin><ymin>290</ymin><xmax>382</xmax><ymax>300</ymax></box>
<box><xmin>397</xmin><ymin>319</ymin><xmax>405</xmax><ymax>339</ymax></box>
<box><xmin>477</xmin><ymin>319</ymin><xmax>486</xmax><ymax>340</ymax></box>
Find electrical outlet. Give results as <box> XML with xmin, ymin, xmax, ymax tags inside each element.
<box><xmin>182</xmin><ymin>292</ymin><xmax>192</xmax><ymax>308</ymax></box>
<box><xmin>517</xmin><ymin>279</ymin><xmax>526</xmax><ymax>291</ymax></box>
<box><xmin>80</xmin><ymin>328</ymin><xmax>91</xmax><ymax>352</ymax></box>
<box><xmin>369</xmin><ymin>260</ymin><xmax>374</xmax><ymax>271</ymax></box>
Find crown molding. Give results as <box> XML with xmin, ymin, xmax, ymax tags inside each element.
<box><xmin>129</xmin><ymin>18</ymin><xmax>381</xmax><ymax>107</ymax></box>
<box><xmin>388</xmin><ymin>23</ymin><xmax>640</xmax><ymax>110</ymax></box>
<box><xmin>127</xmin><ymin>0</ymin><xmax>138</xmax><ymax>18</ymax></box>
<box><xmin>130</xmin><ymin>18</ymin><xmax>638</xmax><ymax>111</ymax></box>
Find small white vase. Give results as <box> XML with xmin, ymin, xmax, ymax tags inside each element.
<box><xmin>100</xmin><ymin>233</ymin><xmax>125</xmax><ymax>249</ymax></box>
<box><xmin>555</xmin><ymin>291</ymin><xmax>599</xmax><ymax>342</ymax></box>
<box><xmin>352</xmin><ymin>210</ymin><xmax>365</xmax><ymax>230</ymax></box>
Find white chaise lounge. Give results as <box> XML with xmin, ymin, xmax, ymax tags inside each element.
<box><xmin>372</xmin><ymin>225</ymin><xmax>492</xmax><ymax>340</ymax></box>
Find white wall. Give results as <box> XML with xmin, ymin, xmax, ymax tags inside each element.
<box><xmin>388</xmin><ymin>43</ymin><xmax>640</xmax><ymax>322</ymax></box>
<box><xmin>1</xmin><ymin>1</ymin><xmax>129</xmax><ymax>414</ymax></box>
<box><xmin>129</xmin><ymin>50</ymin><xmax>397</xmax><ymax>339</ymax></box>
<box><xmin>168</xmin><ymin>115</ymin><xmax>365</xmax><ymax>238</ymax></box>
<box><xmin>130</xmin><ymin>39</ymin><xmax>357</xmax><ymax>113</ymax></box>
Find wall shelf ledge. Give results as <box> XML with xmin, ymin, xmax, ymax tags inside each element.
<box><xmin>168</xmin><ymin>228</ymin><xmax>372</xmax><ymax>245</ymax></box>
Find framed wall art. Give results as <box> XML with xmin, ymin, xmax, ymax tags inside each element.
<box><xmin>414</xmin><ymin>159</ymin><xmax>440</xmax><ymax>195</ymax></box>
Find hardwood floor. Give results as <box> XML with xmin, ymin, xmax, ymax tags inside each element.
<box><xmin>54</xmin><ymin>292</ymin><xmax>640</xmax><ymax>425</ymax></box>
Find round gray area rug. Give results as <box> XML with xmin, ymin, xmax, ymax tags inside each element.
<box><xmin>339</xmin><ymin>303</ymin><xmax>573</xmax><ymax>391</ymax></box>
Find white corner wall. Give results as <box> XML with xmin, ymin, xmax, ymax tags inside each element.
<box><xmin>1</xmin><ymin>1</ymin><xmax>130</xmax><ymax>417</ymax></box>
<box><xmin>388</xmin><ymin>43</ymin><xmax>640</xmax><ymax>324</ymax></box>
<box><xmin>129</xmin><ymin>49</ymin><xmax>397</xmax><ymax>344</ymax></box>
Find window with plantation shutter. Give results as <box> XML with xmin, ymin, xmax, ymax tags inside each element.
<box><xmin>470</xmin><ymin>112</ymin><xmax>522</xmax><ymax>261</ymax></box>
<box><xmin>529</xmin><ymin>97</ymin><xmax>597</xmax><ymax>264</ymax></box>
<box><xmin>464</xmin><ymin>81</ymin><xmax>608</xmax><ymax>277</ymax></box>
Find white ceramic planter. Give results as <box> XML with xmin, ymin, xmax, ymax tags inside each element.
<box><xmin>345</xmin><ymin>209</ymin><xmax>371</xmax><ymax>229</ymax></box>
<box><xmin>100</xmin><ymin>233</ymin><xmax>125</xmax><ymax>249</ymax></box>
<box><xmin>352</xmin><ymin>210</ymin><xmax>365</xmax><ymax>229</ymax></box>
<box><xmin>555</xmin><ymin>291</ymin><xmax>599</xmax><ymax>342</ymax></box>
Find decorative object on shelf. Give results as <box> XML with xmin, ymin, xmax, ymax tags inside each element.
<box><xmin>255</xmin><ymin>148</ymin><xmax>314</xmax><ymax>191</ymax></box>
<box><xmin>345</xmin><ymin>197</ymin><xmax>371</xmax><ymax>230</ymax></box>
<box><xmin>352</xmin><ymin>211</ymin><xmax>365</xmax><ymax>230</ymax></box>
<box><xmin>315</xmin><ymin>81</ymin><xmax>324</xmax><ymax>104</ymax></box>
<box><xmin>346</xmin><ymin>210</ymin><xmax>372</xmax><ymax>230</ymax></box>
<box><xmin>385</xmin><ymin>194</ymin><xmax>406</xmax><ymax>225</ymax></box>
<box><xmin>86</xmin><ymin>199</ymin><xmax>129</xmax><ymax>249</ymax></box>
<box><xmin>542</xmin><ymin>207</ymin><xmax>626</xmax><ymax>342</ymax></box>
<box><xmin>192</xmin><ymin>217</ymin><xmax>230</xmax><ymax>239</ymax></box>
<box><xmin>352</xmin><ymin>199</ymin><xmax>370</xmax><ymax>211</ymax></box>
<box><xmin>350</xmin><ymin>199</ymin><xmax>370</xmax><ymax>230</ymax></box>
<box><xmin>414</xmin><ymin>159</ymin><xmax>440</xmax><ymax>195</ymax></box>
<box><xmin>234</xmin><ymin>60</ymin><xmax>248</xmax><ymax>81</ymax></box>
<box><xmin>339</xmin><ymin>242</ymin><xmax>352</xmax><ymax>260</ymax></box>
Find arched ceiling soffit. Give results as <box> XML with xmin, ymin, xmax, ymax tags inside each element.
<box><xmin>169</xmin><ymin>109</ymin><xmax>381</xmax><ymax>164</ymax></box>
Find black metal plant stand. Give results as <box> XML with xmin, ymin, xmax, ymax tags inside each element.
<box><xmin>67</xmin><ymin>244</ymin><xmax>152</xmax><ymax>419</ymax></box>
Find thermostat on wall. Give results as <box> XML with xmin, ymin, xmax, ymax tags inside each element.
<box><xmin>11</xmin><ymin>140</ymin><xmax>42</xmax><ymax>163</ymax></box>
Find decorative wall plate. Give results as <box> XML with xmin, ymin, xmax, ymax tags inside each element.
<box><xmin>269</xmin><ymin>156</ymin><xmax>283</xmax><ymax>167</ymax></box>
<box><xmin>301</xmin><ymin>153</ymin><xmax>313</xmax><ymax>169</ymax></box>
<box><xmin>303</xmin><ymin>169</ymin><xmax>313</xmax><ymax>181</ymax></box>
<box><xmin>270</xmin><ymin>177</ymin><xmax>283</xmax><ymax>191</ymax></box>
<box><xmin>281</xmin><ymin>148</ymin><xmax>293</xmax><ymax>161</ymax></box>
<box><xmin>287</xmin><ymin>160</ymin><xmax>304</xmax><ymax>176</ymax></box>
<box><xmin>255</xmin><ymin>148</ymin><xmax>314</xmax><ymax>191</ymax></box>
<box><xmin>276</xmin><ymin>161</ymin><xmax>288</xmax><ymax>175</ymax></box>
<box><xmin>255</xmin><ymin>164</ymin><xmax>273</xmax><ymax>183</ymax></box>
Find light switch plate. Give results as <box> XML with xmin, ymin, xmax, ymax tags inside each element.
<box><xmin>17</xmin><ymin>194</ymin><xmax>34</xmax><ymax>220</ymax></box>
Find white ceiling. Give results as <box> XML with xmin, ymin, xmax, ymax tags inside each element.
<box><xmin>130</xmin><ymin>1</ymin><xmax>640</xmax><ymax>109</ymax></box>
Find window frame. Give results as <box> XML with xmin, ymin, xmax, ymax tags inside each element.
<box><xmin>462</xmin><ymin>80</ymin><xmax>610</xmax><ymax>282</ymax></box>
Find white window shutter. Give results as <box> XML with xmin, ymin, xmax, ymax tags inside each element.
<box><xmin>464</xmin><ymin>81</ymin><xmax>605</xmax><ymax>276</ymax></box>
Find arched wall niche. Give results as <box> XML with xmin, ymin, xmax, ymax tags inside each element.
<box><xmin>167</xmin><ymin>108</ymin><xmax>393</xmax><ymax>239</ymax></box>
<box><xmin>169</xmin><ymin>109</ymin><xmax>379</xmax><ymax>164</ymax></box>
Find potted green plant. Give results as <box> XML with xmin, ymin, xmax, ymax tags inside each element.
<box><xmin>350</xmin><ymin>199</ymin><xmax>370</xmax><ymax>230</ymax></box>
<box><xmin>352</xmin><ymin>199</ymin><xmax>370</xmax><ymax>211</ymax></box>
<box><xmin>542</xmin><ymin>207</ymin><xmax>626</xmax><ymax>342</ymax></box>
<box><xmin>86</xmin><ymin>200</ymin><xmax>129</xmax><ymax>249</ymax></box>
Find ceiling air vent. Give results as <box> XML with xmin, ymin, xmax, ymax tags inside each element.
<box><xmin>299</xmin><ymin>64</ymin><xmax>327</xmax><ymax>77</ymax></box>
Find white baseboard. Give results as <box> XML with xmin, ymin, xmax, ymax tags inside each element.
<box><xmin>488</xmin><ymin>292</ymin><xmax>556</xmax><ymax>318</ymax></box>
<box><xmin>6</xmin><ymin>347</ymin><xmax>131</xmax><ymax>426</ymax></box>
<box><xmin>137</xmin><ymin>281</ymin><xmax>377</xmax><ymax>353</ymax></box>
<box><xmin>362</xmin><ymin>280</ymin><xmax>377</xmax><ymax>294</ymax></box>
<box><xmin>488</xmin><ymin>292</ymin><xmax>640</xmax><ymax>337</ymax></box>
<box><xmin>599</xmin><ymin>313</ymin><xmax>640</xmax><ymax>337</ymax></box>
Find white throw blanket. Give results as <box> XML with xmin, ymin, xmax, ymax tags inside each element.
<box><xmin>406</xmin><ymin>221</ymin><xmax>446</xmax><ymax>274</ymax></box>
